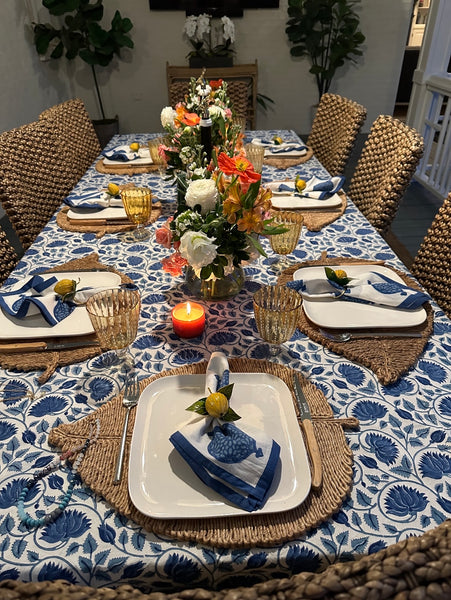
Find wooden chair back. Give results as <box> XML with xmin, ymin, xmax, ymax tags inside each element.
<box><xmin>348</xmin><ymin>115</ymin><xmax>424</xmax><ymax>234</ymax></box>
<box><xmin>0</xmin><ymin>228</ymin><xmax>18</xmax><ymax>287</ymax></box>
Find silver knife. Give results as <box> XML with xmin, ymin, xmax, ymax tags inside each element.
<box><xmin>0</xmin><ymin>339</ymin><xmax>100</xmax><ymax>353</ymax></box>
<box><xmin>293</xmin><ymin>374</ymin><xmax>323</xmax><ymax>490</ymax></box>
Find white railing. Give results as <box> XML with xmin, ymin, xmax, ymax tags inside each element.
<box><xmin>413</xmin><ymin>74</ymin><xmax>451</xmax><ymax>198</ymax></box>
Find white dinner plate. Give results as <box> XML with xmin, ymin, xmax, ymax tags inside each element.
<box><xmin>128</xmin><ymin>373</ymin><xmax>311</xmax><ymax>519</ymax></box>
<box><xmin>103</xmin><ymin>145</ymin><xmax>153</xmax><ymax>166</ymax></box>
<box><xmin>268</xmin><ymin>181</ymin><xmax>343</xmax><ymax>210</ymax></box>
<box><xmin>0</xmin><ymin>271</ymin><xmax>122</xmax><ymax>340</ymax></box>
<box><xmin>67</xmin><ymin>207</ymin><xmax>128</xmax><ymax>221</ymax></box>
<box><xmin>294</xmin><ymin>265</ymin><xmax>427</xmax><ymax>329</ymax></box>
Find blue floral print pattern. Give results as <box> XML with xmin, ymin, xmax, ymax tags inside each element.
<box><xmin>0</xmin><ymin>131</ymin><xmax>450</xmax><ymax>592</ymax></box>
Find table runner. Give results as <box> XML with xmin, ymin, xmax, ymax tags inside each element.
<box><xmin>49</xmin><ymin>359</ymin><xmax>358</xmax><ymax>548</ymax></box>
<box><xmin>264</xmin><ymin>146</ymin><xmax>314</xmax><ymax>168</ymax></box>
<box><xmin>0</xmin><ymin>253</ymin><xmax>132</xmax><ymax>385</ymax></box>
<box><xmin>278</xmin><ymin>255</ymin><xmax>434</xmax><ymax>385</ymax></box>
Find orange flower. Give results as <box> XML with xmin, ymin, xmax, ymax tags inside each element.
<box><xmin>210</xmin><ymin>79</ymin><xmax>223</xmax><ymax>90</ymax></box>
<box><xmin>222</xmin><ymin>184</ymin><xmax>243</xmax><ymax>223</ymax></box>
<box><xmin>175</xmin><ymin>105</ymin><xmax>200</xmax><ymax>127</ymax></box>
<box><xmin>237</xmin><ymin>208</ymin><xmax>264</xmax><ymax>234</ymax></box>
<box><xmin>162</xmin><ymin>252</ymin><xmax>188</xmax><ymax>277</ymax></box>
<box><xmin>254</xmin><ymin>185</ymin><xmax>273</xmax><ymax>213</ymax></box>
<box><xmin>217</xmin><ymin>152</ymin><xmax>261</xmax><ymax>184</ymax></box>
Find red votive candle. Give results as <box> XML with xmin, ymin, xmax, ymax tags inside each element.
<box><xmin>171</xmin><ymin>301</ymin><xmax>206</xmax><ymax>338</ymax></box>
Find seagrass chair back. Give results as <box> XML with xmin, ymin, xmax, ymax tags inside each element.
<box><xmin>0</xmin><ymin>119</ymin><xmax>75</xmax><ymax>250</ymax></box>
<box><xmin>411</xmin><ymin>191</ymin><xmax>451</xmax><ymax>318</ymax></box>
<box><xmin>168</xmin><ymin>80</ymin><xmax>249</xmax><ymax>122</ymax></box>
<box><xmin>348</xmin><ymin>115</ymin><xmax>424</xmax><ymax>234</ymax></box>
<box><xmin>307</xmin><ymin>93</ymin><xmax>367</xmax><ymax>176</ymax></box>
<box><xmin>39</xmin><ymin>98</ymin><xmax>101</xmax><ymax>180</ymax></box>
<box><xmin>0</xmin><ymin>228</ymin><xmax>18</xmax><ymax>287</ymax></box>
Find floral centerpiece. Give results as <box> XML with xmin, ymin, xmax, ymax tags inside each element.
<box><xmin>159</xmin><ymin>74</ymin><xmax>242</xmax><ymax>183</ymax></box>
<box><xmin>156</xmin><ymin>152</ymin><xmax>281</xmax><ymax>300</ymax></box>
<box><xmin>183</xmin><ymin>13</ymin><xmax>235</xmax><ymax>67</ymax></box>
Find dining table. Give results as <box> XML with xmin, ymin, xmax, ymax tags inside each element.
<box><xmin>0</xmin><ymin>129</ymin><xmax>450</xmax><ymax>594</ymax></box>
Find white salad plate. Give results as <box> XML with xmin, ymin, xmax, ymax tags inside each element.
<box><xmin>128</xmin><ymin>373</ymin><xmax>311</xmax><ymax>519</ymax></box>
<box><xmin>294</xmin><ymin>264</ymin><xmax>427</xmax><ymax>329</ymax></box>
<box><xmin>103</xmin><ymin>145</ymin><xmax>153</xmax><ymax>166</ymax></box>
<box><xmin>268</xmin><ymin>181</ymin><xmax>343</xmax><ymax>210</ymax></box>
<box><xmin>67</xmin><ymin>207</ymin><xmax>128</xmax><ymax>220</ymax></box>
<box><xmin>0</xmin><ymin>271</ymin><xmax>122</xmax><ymax>339</ymax></box>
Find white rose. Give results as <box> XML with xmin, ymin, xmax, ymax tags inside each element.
<box><xmin>185</xmin><ymin>178</ymin><xmax>218</xmax><ymax>214</ymax></box>
<box><xmin>179</xmin><ymin>230</ymin><xmax>218</xmax><ymax>270</ymax></box>
<box><xmin>160</xmin><ymin>106</ymin><xmax>176</xmax><ymax>129</ymax></box>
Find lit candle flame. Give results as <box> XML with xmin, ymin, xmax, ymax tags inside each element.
<box><xmin>186</xmin><ymin>301</ymin><xmax>191</xmax><ymax>316</ymax></box>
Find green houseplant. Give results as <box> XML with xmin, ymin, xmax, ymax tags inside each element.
<box><xmin>286</xmin><ymin>0</ymin><xmax>365</xmax><ymax>101</ymax></box>
<box><xmin>33</xmin><ymin>0</ymin><xmax>133</xmax><ymax>140</ymax></box>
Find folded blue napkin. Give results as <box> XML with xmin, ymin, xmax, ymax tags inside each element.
<box><xmin>64</xmin><ymin>187</ymin><xmax>123</xmax><ymax>209</ymax></box>
<box><xmin>169</xmin><ymin>352</ymin><xmax>281</xmax><ymax>512</ymax></box>
<box><xmin>102</xmin><ymin>145</ymin><xmax>140</xmax><ymax>162</ymax></box>
<box><xmin>288</xmin><ymin>270</ymin><xmax>429</xmax><ymax>310</ymax></box>
<box><xmin>278</xmin><ymin>175</ymin><xmax>345</xmax><ymax>199</ymax></box>
<box><xmin>0</xmin><ymin>276</ymin><xmax>123</xmax><ymax>326</ymax></box>
<box><xmin>251</xmin><ymin>138</ymin><xmax>307</xmax><ymax>154</ymax></box>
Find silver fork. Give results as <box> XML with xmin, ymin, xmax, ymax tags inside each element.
<box><xmin>113</xmin><ymin>376</ymin><xmax>140</xmax><ymax>485</ymax></box>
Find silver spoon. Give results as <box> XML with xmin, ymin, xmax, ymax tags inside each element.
<box><xmin>319</xmin><ymin>328</ymin><xmax>423</xmax><ymax>342</ymax></box>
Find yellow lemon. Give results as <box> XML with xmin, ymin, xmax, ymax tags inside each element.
<box><xmin>54</xmin><ymin>279</ymin><xmax>77</xmax><ymax>297</ymax></box>
<box><xmin>295</xmin><ymin>177</ymin><xmax>307</xmax><ymax>193</ymax></box>
<box><xmin>334</xmin><ymin>269</ymin><xmax>348</xmax><ymax>280</ymax></box>
<box><xmin>205</xmin><ymin>392</ymin><xmax>229</xmax><ymax>418</ymax></box>
<box><xmin>107</xmin><ymin>183</ymin><xmax>120</xmax><ymax>196</ymax></box>
<box><xmin>273</xmin><ymin>136</ymin><xmax>283</xmax><ymax>145</ymax></box>
<box><xmin>129</xmin><ymin>142</ymin><xmax>140</xmax><ymax>152</ymax></box>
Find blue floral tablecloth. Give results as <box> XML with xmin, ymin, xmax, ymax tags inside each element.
<box><xmin>0</xmin><ymin>131</ymin><xmax>450</xmax><ymax>593</ymax></box>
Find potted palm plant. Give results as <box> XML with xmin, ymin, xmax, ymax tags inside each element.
<box><xmin>32</xmin><ymin>0</ymin><xmax>134</xmax><ymax>146</ymax></box>
<box><xmin>286</xmin><ymin>0</ymin><xmax>365</xmax><ymax>102</ymax></box>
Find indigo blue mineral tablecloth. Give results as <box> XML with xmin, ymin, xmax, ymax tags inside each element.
<box><xmin>0</xmin><ymin>131</ymin><xmax>450</xmax><ymax>593</ymax></box>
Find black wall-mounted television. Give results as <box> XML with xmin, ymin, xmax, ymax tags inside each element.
<box><xmin>149</xmin><ymin>0</ymin><xmax>279</xmax><ymax>16</ymax></box>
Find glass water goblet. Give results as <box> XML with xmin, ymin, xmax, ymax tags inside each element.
<box><xmin>148</xmin><ymin>137</ymin><xmax>167</xmax><ymax>177</ymax></box>
<box><xmin>269</xmin><ymin>210</ymin><xmax>304</xmax><ymax>272</ymax></box>
<box><xmin>244</xmin><ymin>143</ymin><xmax>265</xmax><ymax>174</ymax></box>
<box><xmin>253</xmin><ymin>284</ymin><xmax>302</xmax><ymax>356</ymax></box>
<box><xmin>121</xmin><ymin>187</ymin><xmax>152</xmax><ymax>241</ymax></box>
<box><xmin>86</xmin><ymin>287</ymin><xmax>141</xmax><ymax>370</ymax></box>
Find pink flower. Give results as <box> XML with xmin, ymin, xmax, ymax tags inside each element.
<box><xmin>162</xmin><ymin>252</ymin><xmax>188</xmax><ymax>277</ymax></box>
<box><xmin>156</xmin><ymin>219</ymin><xmax>173</xmax><ymax>248</ymax></box>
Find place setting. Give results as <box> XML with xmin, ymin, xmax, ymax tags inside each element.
<box><xmin>0</xmin><ymin>253</ymin><xmax>136</xmax><ymax>384</ymax></box>
<box><xmin>268</xmin><ymin>174</ymin><xmax>348</xmax><ymax>231</ymax></box>
<box><xmin>95</xmin><ymin>139</ymin><xmax>162</xmax><ymax>175</ymax></box>
<box><xmin>277</xmin><ymin>253</ymin><xmax>434</xmax><ymax>385</ymax></box>
<box><xmin>48</xmin><ymin>351</ymin><xmax>359</xmax><ymax>548</ymax></box>
<box><xmin>56</xmin><ymin>182</ymin><xmax>162</xmax><ymax>239</ymax></box>
<box><xmin>249</xmin><ymin>134</ymin><xmax>314</xmax><ymax>168</ymax></box>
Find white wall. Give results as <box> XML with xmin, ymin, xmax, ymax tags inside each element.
<box><xmin>2</xmin><ymin>0</ymin><xmax>413</xmax><ymax>137</ymax></box>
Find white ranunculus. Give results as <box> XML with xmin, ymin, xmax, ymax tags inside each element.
<box><xmin>185</xmin><ymin>178</ymin><xmax>218</xmax><ymax>214</ymax></box>
<box><xmin>160</xmin><ymin>106</ymin><xmax>176</xmax><ymax>129</ymax></box>
<box><xmin>179</xmin><ymin>230</ymin><xmax>218</xmax><ymax>269</ymax></box>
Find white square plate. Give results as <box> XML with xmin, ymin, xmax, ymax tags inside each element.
<box><xmin>268</xmin><ymin>181</ymin><xmax>343</xmax><ymax>210</ymax></box>
<box><xmin>294</xmin><ymin>264</ymin><xmax>427</xmax><ymax>329</ymax></box>
<box><xmin>0</xmin><ymin>271</ymin><xmax>122</xmax><ymax>339</ymax></box>
<box><xmin>128</xmin><ymin>373</ymin><xmax>311</xmax><ymax>519</ymax></box>
<box><xmin>103</xmin><ymin>145</ymin><xmax>153</xmax><ymax>166</ymax></box>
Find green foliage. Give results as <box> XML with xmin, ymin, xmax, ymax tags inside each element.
<box><xmin>32</xmin><ymin>0</ymin><xmax>134</xmax><ymax>118</ymax></box>
<box><xmin>286</xmin><ymin>0</ymin><xmax>365</xmax><ymax>101</ymax></box>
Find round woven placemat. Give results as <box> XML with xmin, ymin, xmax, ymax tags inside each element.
<box><xmin>0</xmin><ymin>253</ymin><xmax>133</xmax><ymax>385</ymax></box>
<box><xmin>278</xmin><ymin>254</ymin><xmax>434</xmax><ymax>385</ymax></box>
<box><xmin>271</xmin><ymin>191</ymin><xmax>347</xmax><ymax>232</ymax></box>
<box><xmin>264</xmin><ymin>146</ymin><xmax>314</xmax><ymax>168</ymax></box>
<box><xmin>95</xmin><ymin>159</ymin><xmax>159</xmax><ymax>175</ymax></box>
<box><xmin>49</xmin><ymin>358</ymin><xmax>358</xmax><ymax>548</ymax></box>
<box><xmin>56</xmin><ymin>202</ymin><xmax>162</xmax><ymax>239</ymax></box>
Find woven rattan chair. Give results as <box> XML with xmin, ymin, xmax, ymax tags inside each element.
<box><xmin>410</xmin><ymin>191</ymin><xmax>451</xmax><ymax>318</ymax></box>
<box><xmin>348</xmin><ymin>115</ymin><xmax>424</xmax><ymax>235</ymax></box>
<box><xmin>0</xmin><ymin>228</ymin><xmax>18</xmax><ymax>286</ymax></box>
<box><xmin>0</xmin><ymin>119</ymin><xmax>76</xmax><ymax>250</ymax></box>
<box><xmin>1</xmin><ymin>518</ymin><xmax>450</xmax><ymax>598</ymax></box>
<box><xmin>307</xmin><ymin>93</ymin><xmax>367</xmax><ymax>177</ymax></box>
<box><xmin>39</xmin><ymin>98</ymin><xmax>102</xmax><ymax>181</ymax></box>
<box><xmin>168</xmin><ymin>80</ymin><xmax>249</xmax><ymax>123</ymax></box>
